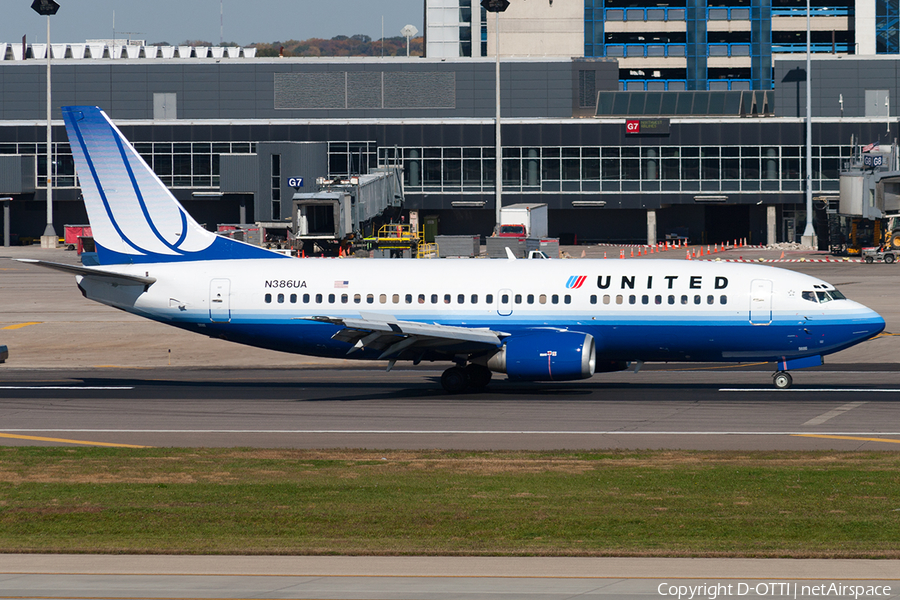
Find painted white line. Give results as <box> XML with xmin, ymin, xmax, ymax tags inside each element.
<box><xmin>721</xmin><ymin>388</ymin><xmax>900</xmax><ymax>392</ymax></box>
<box><xmin>803</xmin><ymin>401</ymin><xmax>868</xmax><ymax>426</ymax></box>
<box><xmin>0</xmin><ymin>386</ymin><xmax>134</xmax><ymax>390</ymax></box>
<box><xmin>1</xmin><ymin>429</ymin><xmax>899</xmax><ymax>436</ymax></box>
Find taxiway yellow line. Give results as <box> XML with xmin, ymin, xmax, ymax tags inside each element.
<box><xmin>794</xmin><ymin>434</ymin><xmax>900</xmax><ymax>445</ymax></box>
<box><xmin>1</xmin><ymin>322</ymin><xmax>41</xmax><ymax>330</ymax></box>
<box><xmin>0</xmin><ymin>432</ymin><xmax>150</xmax><ymax>448</ymax></box>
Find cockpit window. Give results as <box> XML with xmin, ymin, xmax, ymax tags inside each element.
<box><xmin>803</xmin><ymin>289</ymin><xmax>847</xmax><ymax>303</ymax></box>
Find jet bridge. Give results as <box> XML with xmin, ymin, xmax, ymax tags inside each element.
<box><xmin>835</xmin><ymin>143</ymin><xmax>900</xmax><ymax>253</ymax></box>
<box><xmin>292</xmin><ymin>166</ymin><xmax>404</xmax><ymax>256</ymax></box>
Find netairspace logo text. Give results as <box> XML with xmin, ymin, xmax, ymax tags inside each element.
<box><xmin>657</xmin><ymin>582</ymin><xmax>893</xmax><ymax>600</ymax></box>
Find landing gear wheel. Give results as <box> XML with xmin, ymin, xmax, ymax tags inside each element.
<box><xmin>773</xmin><ymin>371</ymin><xmax>793</xmax><ymax>389</ymax></box>
<box><xmin>440</xmin><ymin>366</ymin><xmax>468</xmax><ymax>393</ymax></box>
<box><xmin>464</xmin><ymin>364</ymin><xmax>492</xmax><ymax>389</ymax></box>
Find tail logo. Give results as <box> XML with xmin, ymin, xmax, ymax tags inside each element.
<box><xmin>566</xmin><ymin>275</ymin><xmax>587</xmax><ymax>289</ymax></box>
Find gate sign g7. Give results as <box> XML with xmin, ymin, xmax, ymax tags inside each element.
<box><xmin>288</xmin><ymin>177</ymin><xmax>304</xmax><ymax>188</ymax></box>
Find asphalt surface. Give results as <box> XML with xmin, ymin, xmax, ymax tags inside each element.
<box><xmin>1</xmin><ymin>555</ymin><xmax>898</xmax><ymax>600</ymax></box>
<box><xmin>2</xmin><ymin>365</ymin><xmax>900</xmax><ymax>449</ymax></box>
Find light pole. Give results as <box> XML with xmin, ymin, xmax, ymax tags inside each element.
<box><xmin>482</xmin><ymin>0</ymin><xmax>510</xmax><ymax>230</ymax></box>
<box><xmin>800</xmin><ymin>0</ymin><xmax>816</xmax><ymax>249</ymax></box>
<box><xmin>32</xmin><ymin>0</ymin><xmax>60</xmax><ymax>248</ymax></box>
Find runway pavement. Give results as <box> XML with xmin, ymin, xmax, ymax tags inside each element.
<box><xmin>1</xmin><ymin>365</ymin><xmax>900</xmax><ymax>449</ymax></box>
<box><xmin>2</xmin><ymin>244</ymin><xmax>900</xmax><ymax>451</ymax></box>
<box><xmin>1</xmin><ymin>555</ymin><xmax>898</xmax><ymax>600</ymax></box>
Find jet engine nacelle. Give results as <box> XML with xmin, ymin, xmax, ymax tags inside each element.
<box><xmin>487</xmin><ymin>331</ymin><xmax>596</xmax><ymax>381</ymax></box>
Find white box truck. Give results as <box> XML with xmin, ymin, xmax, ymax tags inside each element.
<box><xmin>498</xmin><ymin>203</ymin><xmax>548</xmax><ymax>239</ymax></box>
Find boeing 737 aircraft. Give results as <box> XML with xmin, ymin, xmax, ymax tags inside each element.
<box><xmin>21</xmin><ymin>106</ymin><xmax>885</xmax><ymax>392</ymax></box>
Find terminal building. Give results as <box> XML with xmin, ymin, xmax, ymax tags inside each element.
<box><xmin>0</xmin><ymin>36</ymin><xmax>898</xmax><ymax>247</ymax></box>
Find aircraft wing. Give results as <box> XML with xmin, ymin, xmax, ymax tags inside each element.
<box><xmin>15</xmin><ymin>259</ymin><xmax>157</xmax><ymax>287</ymax></box>
<box><xmin>302</xmin><ymin>311</ymin><xmax>508</xmax><ymax>359</ymax></box>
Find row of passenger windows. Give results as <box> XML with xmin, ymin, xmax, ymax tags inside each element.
<box><xmin>263</xmin><ymin>292</ymin><xmax>570</xmax><ymax>305</ymax></box>
<box><xmin>593</xmin><ymin>294</ymin><xmax>728</xmax><ymax>305</ymax></box>
<box><xmin>263</xmin><ymin>292</ymin><xmax>727</xmax><ymax>306</ymax></box>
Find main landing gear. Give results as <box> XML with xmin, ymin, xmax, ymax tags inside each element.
<box><xmin>440</xmin><ymin>364</ymin><xmax>492</xmax><ymax>393</ymax></box>
<box><xmin>772</xmin><ymin>371</ymin><xmax>793</xmax><ymax>389</ymax></box>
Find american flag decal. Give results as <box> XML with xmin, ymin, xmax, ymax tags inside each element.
<box><xmin>334</xmin><ymin>280</ymin><xmax>349</xmax><ymax>288</ymax></box>
<box><xmin>566</xmin><ymin>275</ymin><xmax>587</xmax><ymax>289</ymax></box>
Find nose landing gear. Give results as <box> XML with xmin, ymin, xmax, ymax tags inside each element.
<box><xmin>773</xmin><ymin>371</ymin><xmax>793</xmax><ymax>389</ymax></box>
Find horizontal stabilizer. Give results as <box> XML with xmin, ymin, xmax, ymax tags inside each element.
<box><xmin>15</xmin><ymin>259</ymin><xmax>157</xmax><ymax>287</ymax></box>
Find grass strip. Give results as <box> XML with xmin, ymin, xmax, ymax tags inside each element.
<box><xmin>1</xmin><ymin>448</ymin><xmax>899</xmax><ymax>557</ymax></box>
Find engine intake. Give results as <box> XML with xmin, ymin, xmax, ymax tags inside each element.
<box><xmin>487</xmin><ymin>331</ymin><xmax>596</xmax><ymax>381</ymax></box>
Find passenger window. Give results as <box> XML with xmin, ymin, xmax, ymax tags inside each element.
<box><xmin>603</xmin><ymin>295</ymin><xmax>610</xmax><ymax>305</ymax></box>
<box><xmin>564</xmin><ymin>295</ymin><xmax>571</xmax><ymax>304</ymax></box>
<box><xmin>405</xmin><ymin>294</ymin><xmax>413</xmax><ymax>304</ymax></box>
<box><xmin>590</xmin><ymin>295</ymin><xmax>597</xmax><ymax>305</ymax></box>
<box><xmin>515</xmin><ymin>294</ymin><xmax>522</xmax><ymax>304</ymax></box>
<box><xmin>367</xmin><ymin>294</ymin><xmax>374</xmax><ymax>304</ymax></box>
<box><xmin>340</xmin><ymin>294</ymin><xmax>348</xmax><ymax>303</ymax></box>
<box><xmin>418</xmin><ymin>294</ymin><xmax>426</xmax><ymax>304</ymax></box>
<box><xmin>552</xmin><ymin>295</ymin><xmax>559</xmax><ymax>304</ymax></box>
<box><xmin>316</xmin><ymin>293</ymin><xmax>323</xmax><ymax>303</ymax></box>
<box><xmin>303</xmin><ymin>293</ymin><xmax>310</xmax><ymax>303</ymax></box>
<box><xmin>694</xmin><ymin>295</ymin><xmax>701</xmax><ymax>305</ymax></box>
<box><xmin>655</xmin><ymin>295</ymin><xmax>662</xmax><ymax>304</ymax></box>
<box><xmin>431</xmin><ymin>294</ymin><xmax>438</xmax><ymax>304</ymax></box>
<box><xmin>616</xmin><ymin>295</ymin><xmax>623</xmax><ymax>304</ymax></box>
<box><xmin>471</xmin><ymin>294</ymin><xmax>478</xmax><ymax>304</ymax></box>
<box><xmin>290</xmin><ymin>294</ymin><xmax>297</xmax><ymax>303</ymax></box>
<box><xmin>681</xmin><ymin>295</ymin><xmax>688</xmax><ymax>305</ymax></box>
<box><xmin>486</xmin><ymin>294</ymin><xmax>493</xmax><ymax>304</ymax></box>
<box><xmin>720</xmin><ymin>295</ymin><xmax>728</xmax><ymax>305</ymax></box>
<box><xmin>392</xmin><ymin>294</ymin><xmax>400</xmax><ymax>304</ymax></box>
<box><xmin>642</xmin><ymin>295</ymin><xmax>649</xmax><ymax>305</ymax></box>
<box><xmin>379</xmin><ymin>294</ymin><xmax>387</xmax><ymax>304</ymax></box>
<box><xmin>707</xmin><ymin>295</ymin><xmax>713</xmax><ymax>305</ymax></box>
<box><xmin>265</xmin><ymin>293</ymin><xmax>272</xmax><ymax>303</ymax></box>
<box><xmin>277</xmin><ymin>293</ymin><xmax>284</xmax><ymax>303</ymax></box>
<box><xmin>629</xmin><ymin>295</ymin><xmax>636</xmax><ymax>305</ymax></box>
<box><xmin>458</xmin><ymin>294</ymin><xmax>465</xmax><ymax>304</ymax></box>
<box><xmin>527</xmin><ymin>294</ymin><xmax>534</xmax><ymax>304</ymax></box>
<box><xmin>328</xmin><ymin>293</ymin><xmax>335</xmax><ymax>303</ymax></box>
<box><xmin>501</xmin><ymin>294</ymin><xmax>509</xmax><ymax>304</ymax></box>
<box><xmin>354</xmin><ymin>294</ymin><xmax>361</xmax><ymax>304</ymax></box>
<box><xmin>668</xmin><ymin>295</ymin><xmax>675</xmax><ymax>305</ymax></box>
<box><xmin>540</xmin><ymin>294</ymin><xmax>548</xmax><ymax>304</ymax></box>
<box><xmin>444</xmin><ymin>294</ymin><xmax>452</xmax><ymax>304</ymax></box>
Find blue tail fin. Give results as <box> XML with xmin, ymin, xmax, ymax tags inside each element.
<box><xmin>62</xmin><ymin>106</ymin><xmax>284</xmax><ymax>264</ymax></box>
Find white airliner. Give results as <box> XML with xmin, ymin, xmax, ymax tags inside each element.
<box><xmin>22</xmin><ymin>106</ymin><xmax>885</xmax><ymax>392</ymax></box>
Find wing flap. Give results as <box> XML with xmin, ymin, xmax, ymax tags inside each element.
<box><xmin>301</xmin><ymin>314</ymin><xmax>508</xmax><ymax>356</ymax></box>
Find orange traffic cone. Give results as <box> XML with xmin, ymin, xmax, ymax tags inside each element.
<box><xmin>780</xmin><ymin>250</ymin><xmax>785</xmax><ymax>259</ymax></box>
<box><xmin>581</xmin><ymin>249</ymin><xmax>586</xmax><ymax>258</ymax></box>
<box><xmin>620</xmin><ymin>249</ymin><xmax>625</xmax><ymax>259</ymax></box>
<box><xmin>630</xmin><ymin>248</ymin><xmax>634</xmax><ymax>258</ymax></box>
<box><xmin>699</xmin><ymin>246</ymin><xmax>704</xmax><ymax>257</ymax></box>
<box><xmin>686</xmin><ymin>249</ymin><xmax>692</xmax><ymax>260</ymax></box>
<box><xmin>603</xmin><ymin>252</ymin><xmax>607</xmax><ymax>259</ymax></box>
